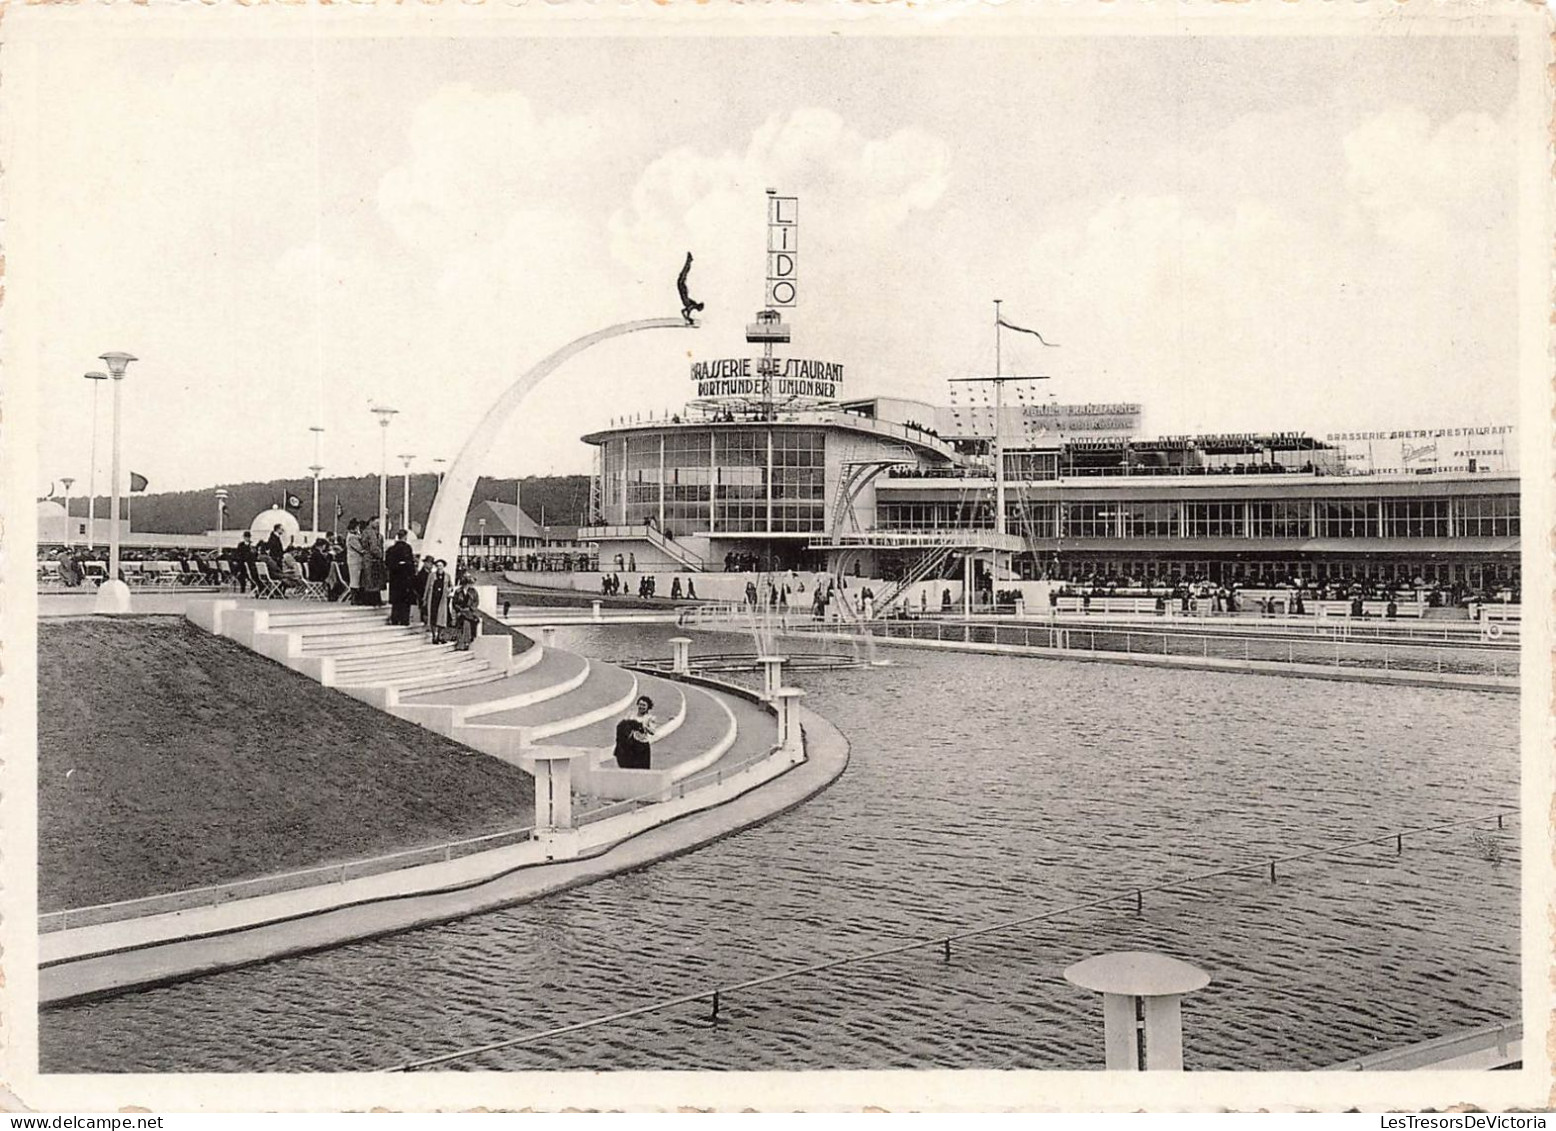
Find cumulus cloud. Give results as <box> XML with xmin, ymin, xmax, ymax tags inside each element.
<box><xmin>608</xmin><ymin>108</ymin><xmax>951</xmax><ymax>325</ymax></box>
<box><xmin>1343</xmin><ymin>106</ymin><xmax>1514</xmax><ymax>246</ymax></box>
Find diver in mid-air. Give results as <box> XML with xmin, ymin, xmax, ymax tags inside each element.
<box><xmin>677</xmin><ymin>252</ymin><xmax>704</xmax><ymax>325</ymax></box>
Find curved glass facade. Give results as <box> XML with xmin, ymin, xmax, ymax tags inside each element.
<box><xmin>598</xmin><ymin>426</ymin><xmax>826</xmax><ymax>535</ymax></box>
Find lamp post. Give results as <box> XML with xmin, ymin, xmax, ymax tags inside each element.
<box><xmin>95</xmin><ymin>351</ymin><xmax>137</xmax><ymax>613</ymax></box>
<box><xmin>215</xmin><ymin>488</ymin><xmax>229</xmax><ymax>533</ymax></box>
<box><xmin>83</xmin><ymin>371</ymin><xmax>108</xmax><ymax>548</ymax></box>
<box><xmin>371</xmin><ymin>406</ymin><xmax>398</xmax><ymax>534</ymax></box>
<box><xmin>398</xmin><ymin>453</ymin><xmax>415</xmax><ymax>533</ymax></box>
<box><xmin>59</xmin><ymin>477</ymin><xmax>75</xmax><ymax>547</ymax></box>
<box><xmin>309</xmin><ymin>425</ymin><xmax>325</xmax><ymax>539</ymax></box>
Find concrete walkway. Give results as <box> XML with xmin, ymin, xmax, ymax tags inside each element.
<box><xmin>40</xmin><ymin>705</ymin><xmax>848</xmax><ymax>1007</ymax></box>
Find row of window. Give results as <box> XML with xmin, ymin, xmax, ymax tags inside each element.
<box><xmin>602</xmin><ymin>430</ymin><xmax>828</xmax><ymax>532</ymax></box>
<box><xmin>876</xmin><ymin>496</ymin><xmax>1519</xmax><ymax>539</ymax></box>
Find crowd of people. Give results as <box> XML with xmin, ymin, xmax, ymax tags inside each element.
<box><xmin>1047</xmin><ymin>571</ymin><xmax>1520</xmax><ymax>612</ymax></box>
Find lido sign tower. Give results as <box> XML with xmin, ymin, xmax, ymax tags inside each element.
<box><xmin>687</xmin><ymin>190</ymin><xmax>847</xmax><ymax>409</ymax></box>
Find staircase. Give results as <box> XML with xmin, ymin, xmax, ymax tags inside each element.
<box><xmin>191</xmin><ymin>599</ymin><xmax>778</xmax><ymax>802</ymax></box>
<box><xmin>643</xmin><ymin>524</ymin><xmax>707</xmax><ymax>572</ymax></box>
<box><xmin>873</xmin><ymin>543</ymin><xmax>956</xmax><ymax>617</ymax></box>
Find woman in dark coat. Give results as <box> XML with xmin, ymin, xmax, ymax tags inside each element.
<box><xmin>613</xmin><ymin>696</ymin><xmax>656</xmax><ymax>769</ymax></box>
<box><xmin>451</xmin><ymin>576</ymin><xmax>482</xmax><ymax>651</ymax></box>
<box><xmin>385</xmin><ymin>530</ymin><xmax>418</xmax><ymax>625</ymax></box>
<box><xmin>360</xmin><ymin>517</ymin><xmax>386</xmax><ymax>606</ymax></box>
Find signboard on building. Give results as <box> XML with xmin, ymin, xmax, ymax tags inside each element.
<box><xmin>939</xmin><ymin>402</ymin><xmax>1143</xmax><ymax>443</ymax></box>
<box><xmin>766</xmin><ymin>194</ymin><xmax>798</xmax><ymax>308</ymax></box>
<box><xmin>689</xmin><ymin>357</ymin><xmax>844</xmax><ymax>400</ymax></box>
<box><xmin>1323</xmin><ymin>425</ymin><xmax>1516</xmax><ymax>475</ymax></box>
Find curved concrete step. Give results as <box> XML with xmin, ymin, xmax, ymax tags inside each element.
<box><xmin>648</xmin><ymin>684</ymin><xmax>737</xmax><ymax>772</ymax></box>
<box><xmin>300</xmin><ymin>626</ymin><xmax>425</xmax><ymax>650</ymax></box>
<box><xmin>399</xmin><ymin>647</ymin><xmax>588</xmax><ymax>711</ymax></box>
<box><xmin>331</xmin><ymin>645</ymin><xmax>462</xmax><ymax>673</ymax></box>
<box><xmin>463</xmin><ymin>661</ymin><xmax>635</xmax><ymax>728</ymax></box>
<box><xmin>265</xmin><ymin>609</ymin><xmax>383</xmax><ymax>628</ymax></box>
<box><xmin>346</xmin><ymin>654</ymin><xmax>487</xmax><ymax>685</ymax></box>
<box><xmin>382</xmin><ymin>663</ymin><xmax>505</xmax><ymax>695</ymax></box>
<box><xmin>318</xmin><ymin>637</ymin><xmax>448</xmax><ymax>661</ymax></box>
<box><xmin>534</xmin><ymin>672</ymin><xmax>688</xmax><ymax>750</ymax></box>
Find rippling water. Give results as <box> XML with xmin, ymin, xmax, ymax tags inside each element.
<box><xmin>43</xmin><ymin>625</ymin><xmax>1520</xmax><ymax>1072</ymax></box>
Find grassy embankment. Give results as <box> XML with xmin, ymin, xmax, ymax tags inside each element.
<box><xmin>38</xmin><ymin>617</ymin><xmax>535</xmax><ymax>911</ymax></box>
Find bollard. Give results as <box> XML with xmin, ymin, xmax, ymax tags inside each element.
<box><xmin>591</xmin><ymin>599</ymin><xmax>603</xmax><ymax>622</ymax></box>
<box><xmin>757</xmin><ymin>655</ymin><xmax>787</xmax><ymax>700</ymax></box>
<box><xmin>772</xmin><ymin>687</ymin><xmax>806</xmax><ymax>750</ymax></box>
<box><xmin>669</xmin><ymin>636</ymin><xmax>693</xmax><ymax>675</ymax></box>
<box><xmin>1013</xmin><ymin>598</ymin><xmax>1026</xmax><ymax>619</ymax></box>
<box><xmin>540</xmin><ymin>625</ymin><xmax>558</xmax><ymax>648</ymax></box>
<box><xmin>1064</xmin><ymin>951</ymin><xmax>1211</xmax><ymax>1071</ymax></box>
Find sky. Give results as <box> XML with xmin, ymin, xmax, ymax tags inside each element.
<box><xmin>12</xmin><ymin>14</ymin><xmax>1529</xmax><ymax>496</ymax></box>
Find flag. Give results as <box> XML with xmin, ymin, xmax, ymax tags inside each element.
<box><xmin>997</xmin><ymin>316</ymin><xmax>1060</xmax><ymax>348</ymax></box>
<box><xmin>129</xmin><ymin>472</ymin><xmax>149</xmax><ymax>493</ymax></box>
<box><xmin>334</xmin><ymin>495</ymin><xmax>344</xmax><ymax>518</ymax></box>
<box><xmin>286</xmin><ymin>493</ymin><xmax>303</xmax><ymax>510</ymax></box>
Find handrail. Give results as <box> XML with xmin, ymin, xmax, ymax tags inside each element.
<box><xmin>385</xmin><ymin>805</ymin><xmax>1518</xmax><ymax>1071</ymax></box>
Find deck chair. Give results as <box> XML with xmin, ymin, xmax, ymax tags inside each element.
<box><xmin>252</xmin><ymin>560</ymin><xmax>284</xmax><ymax>599</ymax></box>
<box><xmin>328</xmin><ymin>561</ymin><xmax>352</xmax><ymax>603</ymax></box>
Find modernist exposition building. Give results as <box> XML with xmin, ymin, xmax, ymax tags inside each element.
<box><xmin>580</xmin><ymin>366</ymin><xmax>1519</xmax><ymax>594</ymax></box>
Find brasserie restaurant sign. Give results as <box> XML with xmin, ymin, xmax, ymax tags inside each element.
<box><xmin>690</xmin><ymin>357</ymin><xmax>845</xmax><ymax>400</ymax></box>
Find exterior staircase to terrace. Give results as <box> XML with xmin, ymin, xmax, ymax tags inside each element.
<box><xmin>196</xmin><ymin>600</ymin><xmax>780</xmax><ymax>803</ymax></box>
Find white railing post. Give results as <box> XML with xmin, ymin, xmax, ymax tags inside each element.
<box><xmin>669</xmin><ymin>636</ymin><xmax>693</xmax><ymax>674</ymax></box>
<box><xmin>773</xmin><ymin>687</ymin><xmax>806</xmax><ymax>753</ymax></box>
<box><xmin>758</xmin><ymin>654</ymin><xmax>786</xmax><ymax>700</ymax></box>
<box><xmin>1064</xmin><ymin>952</ymin><xmax>1211</xmax><ymax>1071</ymax></box>
<box><xmin>527</xmin><ymin>747</ymin><xmax>589</xmax><ymax>861</ymax></box>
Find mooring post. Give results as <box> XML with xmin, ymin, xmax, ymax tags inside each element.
<box><xmin>591</xmin><ymin>599</ymin><xmax>603</xmax><ymax>622</ymax></box>
<box><xmin>1064</xmin><ymin>951</ymin><xmax>1211</xmax><ymax>1071</ymax></box>
<box><xmin>541</xmin><ymin>624</ymin><xmax>558</xmax><ymax>648</ymax></box>
<box><xmin>669</xmin><ymin>636</ymin><xmax>693</xmax><ymax>675</ymax></box>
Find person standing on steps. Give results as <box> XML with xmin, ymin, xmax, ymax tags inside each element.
<box><xmin>385</xmin><ymin>529</ymin><xmax>418</xmax><ymax>625</ymax></box>
<box><xmin>613</xmin><ymin>695</ymin><xmax>656</xmax><ymax>769</ymax></box>
<box><xmin>423</xmin><ymin>559</ymin><xmax>455</xmax><ymax>644</ymax></box>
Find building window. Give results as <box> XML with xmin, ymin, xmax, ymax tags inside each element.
<box><xmin>624</xmin><ymin>434</ymin><xmax>662</xmax><ymax>526</ymax></box>
<box><xmin>1455</xmin><ymin>495</ymin><xmax>1519</xmax><ymax>538</ymax></box>
<box><xmin>1004</xmin><ymin>451</ymin><xmax>1057</xmax><ymax>481</ymax></box>
<box><xmin>1315</xmin><ymin>499</ymin><xmax>1379</xmax><ymax>539</ymax></box>
<box><xmin>1062</xmin><ymin>502</ymin><xmax>1118</xmax><ymax>538</ymax></box>
<box><xmin>1184</xmin><ymin>501</ymin><xmax>1244</xmax><ymax>538</ymax></box>
<box><xmin>663</xmin><ymin>431</ymin><xmax>712</xmax><ymax>534</ymax></box>
<box><xmin>1010</xmin><ymin>502</ymin><xmax>1057</xmax><ymax>537</ymax></box>
<box><xmin>771</xmin><ymin>429</ymin><xmax>825</xmax><ymax>533</ymax></box>
<box><xmin>713</xmin><ymin>429</ymin><xmax>768</xmax><ymax>533</ymax></box>
<box><xmin>1382</xmin><ymin>498</ymin><xmax>1450</xmax><ymax>538</ymax></box>
<box><xmin>877</xmin><ymin>501</ymin><xmax>994</xmax><ymax>530</ymax></box>
<box><xmin>1121</xmin><ymin>502</ymin><xmax>1178</xmax><ymax>538</ymax></box>
<box><xmin>1249</xmin><ymin>500</ymin><xmax>1311</xmax><ymax>539</ymax></box>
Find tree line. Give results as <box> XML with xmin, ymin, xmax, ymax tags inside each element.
<box><xmin>64</xmin><ymin>474</ymin><xmax>593</xmax><ymax>536</ymax></box>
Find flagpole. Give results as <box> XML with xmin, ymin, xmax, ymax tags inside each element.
<box><xmin>993</xmin><ymin>300</ymin><xmax>1005</xmax><ymax>541</ymax></box>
